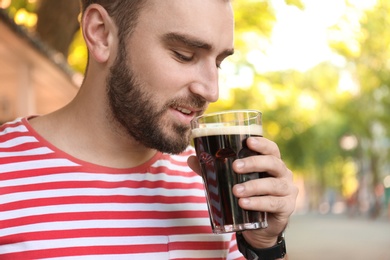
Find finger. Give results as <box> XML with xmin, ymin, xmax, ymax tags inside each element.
<box><xmin>246</xmin><ymin>137</ymin><xmax>281</xmax><ymax>158</ymax></box>
<box><xmin>233</xmin><ymin>155</ymin><xmax>291</xmax><ymax>178</ymax></box>
<box><xmin>238</xmin><ymin>196</ymin><xmax>295</xmax><ymax>215</ymax></box>
<box><xmin>233</xmin><ymin>177</ymin><xmax>292</xmax><ymax>198</ymax></box>
<box><xmin>238</xmin><ymin>195</ymin><xmax>297</xmax><ymax>215</ymax></box>
<box><xmin>187</xmin><ymin>155</ymin><xmax>202</xmax><ymax>176</ymax></box>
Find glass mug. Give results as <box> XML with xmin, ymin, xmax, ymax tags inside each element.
<box><xmin>191</xmin><ymin>110</ymin><xmax>268</xmax><ymax>234</ymax></box>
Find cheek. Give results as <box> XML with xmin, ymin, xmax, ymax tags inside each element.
<box><xmin>131</xmin><ymin>51</ymin><xmax>191</xmax><ymax>96</ymax></box>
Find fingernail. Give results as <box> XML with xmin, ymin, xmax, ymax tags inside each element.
<box><xmin>236</xmin><ymin>184</ymin><xmax>245</xmax><ymax>193</ymax></box>
<box><xmin>249</xmin><ymin>137</ymin><xmax>258</xmax><ymax>145</ymax></box>
<box><xmin>241</xmin><ymin>198</ymin><xmax>250</xmax><ymax>205</ymax></box>
<box><xmin>235</xmin><ymin>160</ymin><xmax>244</xmax><ymax>169</ymax></box>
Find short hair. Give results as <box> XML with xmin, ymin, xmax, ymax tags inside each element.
<box><xmin>80</xmin><ymin>0</ymin><xmax>148</xmax><ymax>43</ymax></box>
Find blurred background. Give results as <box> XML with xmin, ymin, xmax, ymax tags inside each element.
<box><xmin>1</xmin><ymin>0</ymin><xmax>389</xmax><ymax>259</ymax></box>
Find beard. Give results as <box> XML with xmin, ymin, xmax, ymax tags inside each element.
<box><xmin>106</xmin><ymin>45</ymin><xmax>206</xmax><ymax>154</ymax></box>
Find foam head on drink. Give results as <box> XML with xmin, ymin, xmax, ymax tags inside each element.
<box><xmin>191</xmin><ymin>124</ymin><xmax>263</xmax><ymax>139</ymax></box>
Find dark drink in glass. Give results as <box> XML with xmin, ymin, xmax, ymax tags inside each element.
<box><xmin>191</xmin><ymin>110</ymin><xmax>268</xmax><ymax>234</ymax></box>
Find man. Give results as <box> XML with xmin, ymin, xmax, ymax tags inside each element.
<box><xmin>0</xmin><ymin>0</ymin><xmax>298</xmax><ymax>259</ymax></box>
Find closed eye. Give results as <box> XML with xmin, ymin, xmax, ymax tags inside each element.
<box><xmin>173</xmin><ymin>51</ymin><xmax>194</xmax><ymax>62</ymax></box>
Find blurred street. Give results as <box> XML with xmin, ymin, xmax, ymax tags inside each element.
<box><xmin>285</xmin><ymin>213</ymin><xmax>390</xmax><ymax>260</ymax></box>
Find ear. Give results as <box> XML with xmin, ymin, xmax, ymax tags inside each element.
<box><xmin>82</xmin><ymin>4</ymin><xmax>117</xmax><ymax>63</ymax></box>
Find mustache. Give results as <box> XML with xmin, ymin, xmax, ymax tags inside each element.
<box><xmin>167</xmin><ymin>95</ymin><xmax>208</xmax><ymax>111</ymax></box>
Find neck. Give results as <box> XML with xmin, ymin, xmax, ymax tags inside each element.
<box><xmin>29</xmin><ymin>81</ymin><xmax>157</xmax><ymax>169</ymax></box>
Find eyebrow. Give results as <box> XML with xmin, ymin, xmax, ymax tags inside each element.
<box><xmin>162</xmin><ymin>32</ymin><xmax>234</xmax><ymax>57</ymax></box>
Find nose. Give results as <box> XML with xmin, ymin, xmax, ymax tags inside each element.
<box><xmin>189</xmin><ymin>61</ymin><xmax>219</xmax><ymax>103</ymax></box>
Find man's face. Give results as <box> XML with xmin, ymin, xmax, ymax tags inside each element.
<box><xmin>107</xmin><ymin>0</ymin><xmax>234</xmax><ymax>154</ymax></box>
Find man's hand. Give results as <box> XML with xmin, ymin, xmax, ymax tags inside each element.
<box><xmin>231</xmin><ymin>137</ymin><xmax>298</xmax><ymax>248</ymax></box>
<box><xmin>187</xmin><ymin>136</ymin><xmax>298</xmax><ymax>249</ymax></box>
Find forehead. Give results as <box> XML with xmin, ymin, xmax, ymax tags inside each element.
<box><xmin>135</xmin><ymin>0</ymin><xmax>234</xmax><ymax>50</ymax></box>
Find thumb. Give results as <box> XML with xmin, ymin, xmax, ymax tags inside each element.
<box><xmin>187</xmin><ymin>155</ymin><xmax>202</xmax><ymax>176</ymax></box>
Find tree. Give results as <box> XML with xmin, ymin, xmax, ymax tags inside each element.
<box><xmin>328</xmin><ymin>0</ymin><xmax>390</xmax><ymax>217</ymax></box>
<box><xmin>212</xmin><ymin>0</ymin><xmax>390</xmax><ymax>214</ymax></box>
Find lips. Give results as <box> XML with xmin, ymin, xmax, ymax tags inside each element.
<box><xmin>176</xmin><ymin>107</ymin><xmax>192</xmax><ymax>115</ymax></box>
<box><xmin>170</xmin><ymin>96</ymin><xmax>207</xmax><ymax>118</ymax></box>
<box><xmin>171</xmin><ymin>105</ymin><xmax>205</xmax><ymax>124</ymax></box>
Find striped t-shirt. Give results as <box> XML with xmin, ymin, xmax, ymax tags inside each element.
<box><xmin>0</xmin><ymin>117</ymin><xmax>244</xmax><ymax>260</ymax></box>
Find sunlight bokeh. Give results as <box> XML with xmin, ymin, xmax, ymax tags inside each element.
<box><xmin>220</xmin><ymin>0</ymin><xmax>379</xmax><ymax>94</ymax></box>
<box><xmin>14</xmin><ymin>8</ymin><xmax>37</xmax><ymax>28</ymax></box>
